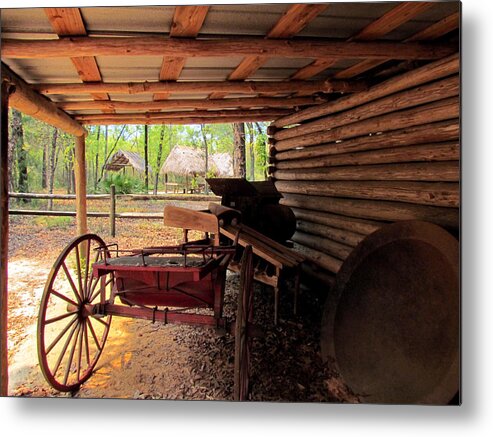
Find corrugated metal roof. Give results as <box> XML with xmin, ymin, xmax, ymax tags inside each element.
<box><xmin>0</xmin><ymin>2</ymin><xmax>460</xmax><ymax>124</ymax></box>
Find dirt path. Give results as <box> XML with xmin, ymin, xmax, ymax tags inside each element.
<box><xmin>7</xmin><ymin>211</ymin><xmax>357</xmax><ymax>402</ymax></box>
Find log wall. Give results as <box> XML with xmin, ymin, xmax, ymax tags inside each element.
<box><xmin>268</xmin><ymin>53</ymin><xmax>460</xmax><ymax>283</ymax></box>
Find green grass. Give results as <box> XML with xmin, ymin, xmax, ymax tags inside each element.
<box><xmin>33</xmin><ymin>216</ymin><xmax>73</xmax><ymax>229</ymax></box>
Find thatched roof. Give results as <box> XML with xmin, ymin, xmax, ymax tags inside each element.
<box><xmin>105</xmin><ymin>150</ymin><xmax>152</xmax><ymax>174</ymax></box>
<box><xmin>160</xmin><ymin>146</ymin><xmax>233</xmax><ymax>177</ymax></box>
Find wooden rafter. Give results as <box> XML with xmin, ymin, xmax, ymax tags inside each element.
<box><xmin>210</xmin><ymin>3</ymin><xmax>327</xmax><ymax>99</ymax></box>
<box><xmin>290</xmin><ymin>1</ymin><xmax>434</xmax><ymax>80</ymax></box>
<box><xmin>44</xmin><ymin>8</ymin><xmax>114</xmax><ymax>113</ymax></box>
<box><xmin>1</xmin><ymin>37</ymin><xmax>454</xmax><ymax>60</ymax></box>
<box><xmin>334</xmin><ymin>11</ymin><xmax>461</xmax><ymax>80</ymax></box>
<box><xmin>57</xmin><ymin>96</ymin><xmax>324</xmax><ymax>112</ymax></box>
<box><xmin>34</xmin><ymin>78</ymin><xmax>366</xmax><ymax>95</ymax></box>
<box><xmin>155</xmin><ymin>5</ymin><xmax>209</xmax><ymax>101</ymax></box>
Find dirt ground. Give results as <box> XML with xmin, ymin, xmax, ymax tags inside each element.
<box><xmin>7</xmin><ymin>198</ymin><xmax>358</xmax><ymax>402</ymax></box>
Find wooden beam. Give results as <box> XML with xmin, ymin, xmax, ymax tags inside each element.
<box><xmin>1</xmin><ymin>63</ymin><xmax>85</xmax><ymax>136</ymax></box>
<box><xmin>273</xmin><ymin>97</ymin><xmax>459</xmax><ymax>152</ymax></box>
<box><xmin>35</xmin><ymin>78</ymin><xmax>366</xmax><ymax>95</ymax></box>
<box><xmin>280</xmin><ymin>193</ymin><xmax>459</xmax><ymax>229</ymax></box>
<box><xmin>290</xmin><ymin>1</ymin><xmax>434</xmax><ymax>80</ymax></box>
<box><xmin>156</xmin><ymin>5</ymin><xmax>210</xmax><ymax>100</ymax></box>
<box><xmin>1</xmin><ymin>37</ymin><xmax>455</xmax><ymax>61</ymax></box>
<box><xmin>44</xmin><ymin>8</ymin><xmax>113</xmax><ymax>111</ymax></box>
<box><xmin>74</xmin><ymin>134</ymin><xmax>87</xmax><ymax>235</ymax></box>
<box><xmin>273</xmin><ymin>120</ymin><xmax>459</xmax><ymax>162</ymax></box>
<box><xmin>334</xmin><ymin>12</ymin><xmax>461</xmax><ymax>80</ymax></box>
<box><xmin>58</xmin><ymin>96</ymin><xmax>323</xmax><ymax>111</ymax></box>
<box><xmin>212</xmin><ymin>3</ymin><xmax>327</xmax><ymax>98</ymax></box>
<box><xmin>0</xmin><ymin>81</ymin><xmax>14</xmax><ymax>397</ymax></box>
<box><xmin>78</xmin><ymin>114</ymin><xmax>283</xmax><ymax>126</ymax></box>
<box><xmin>274</xmin><ymin>75</ymin><xmax>459</xmax><ymax>141</ymax></box>
<box><xmin>272</xmin><ymin>52</ymin><xmax>459</xmax><ymax>128</ymax></box>
<box><xmin>75</xmin><ymin>108</ymin><xmax>291</xmax><ymax>122</ymax></box>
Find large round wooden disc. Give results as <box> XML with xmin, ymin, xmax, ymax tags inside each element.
<box><xmin>321</xmin><ymin>221</ymin><xmax>459</xmax><ymax>404</ymax></box>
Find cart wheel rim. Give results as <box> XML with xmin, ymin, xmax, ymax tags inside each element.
<box><xmin>234</xmin><ymin>245</ymin><xmax>254</xmax><ymax>401</ymax></box>
<box><xmin>37</xmin><ymin>233</ymin><xmax>114</xmax><ymax>392</ymax></box>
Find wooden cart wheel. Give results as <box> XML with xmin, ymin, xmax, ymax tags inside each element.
<box><xmin>234</xmin><ymin>244</ymin><xmax>254</xmax><ymax>401</ymax></box>
<box><xmin>37</xmin><ymin>234</ymin><xmax>114</xmax><ymax>392</ymax></box>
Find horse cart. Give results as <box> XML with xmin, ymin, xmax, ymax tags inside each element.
<box><xmin>37</xmin><ymin>206</ymin><xmax>254</xmax><ymax>400</ymax></box>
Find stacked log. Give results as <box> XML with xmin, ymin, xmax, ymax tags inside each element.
<box><xmin>268</xmin><ymin>53</ymin><xmax>460</xmax><ymax>282</ymax></box>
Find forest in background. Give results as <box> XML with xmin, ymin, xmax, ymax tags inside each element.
<box><xmin>8</xmin><ymin>109</ymin><xmax>269</xmax><ymax>196</ymax></box>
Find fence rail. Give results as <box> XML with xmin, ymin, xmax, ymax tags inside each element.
<box><xmin>9</xmin><ymin>190</ymin><xmax>221</xmax><ymax>236</ymax></box>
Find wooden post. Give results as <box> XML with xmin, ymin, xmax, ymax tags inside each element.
<box><xmin>74</xmin><ymin>134</ymin><xmax>88</xmax><ymax>235</ymax></box>
<box><xmin>1</xmin><ymin>80</ymin><xmax>14</xmax><ymax>396</ymax></box>
<box><xmin>110</xmin><ymin>184</ymin><xmax>116</xmax><ymax>237</ymax></box>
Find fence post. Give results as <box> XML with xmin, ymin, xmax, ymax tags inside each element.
<box><xmin>110</xmin><ymin>184</ymin><xmax>116</xmax><ymax>237</ymax></box>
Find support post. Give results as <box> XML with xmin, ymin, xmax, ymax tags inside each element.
<box><xmin>1</xmin><ymin>80</ymin><xmax>14</xmax><ymax>396</ymax></box>
<box><xmin>110</xmin><ymin>184</ymin><xmax>116</xmax><ymax>237</ymax></box>
<box><xmin>74</xmin><ymin>134</ymin><xmax>88</xmax><ymax>235</ymax></box>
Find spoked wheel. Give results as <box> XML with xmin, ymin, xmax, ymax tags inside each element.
<box><xmin>234</xmin><ymin>245</ymin><xmax>254</xmax><ymax>401</ymax></box>
<box><xmin>37</xmin><ymin>233</ymin><xmax>114</xmax><ymax>392</ymax></box>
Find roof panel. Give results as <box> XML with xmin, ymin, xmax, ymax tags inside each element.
<box><xmin>2</xmin><ymin>58</ymin><xmax>82</xmax><ymax>84</ymax></box>
<box><xmin>96</xmin><ymin>56</ymin><xmax>162</xmax><ymax>82</ymax></box>
<box><xmin>80</xmin><ymin>6</ymin><xmax>175</xmax><ymax>35</ymax></box>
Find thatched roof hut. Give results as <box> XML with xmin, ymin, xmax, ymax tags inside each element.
<box><xmin>105</xmin><ymin>150</ymin><xmax>152</xmax><ymax>174</ymax></box>
<box><xmin>160</xmin><ymin>146</ymin><xmax>233</xmax><ymax>177</ymax></box>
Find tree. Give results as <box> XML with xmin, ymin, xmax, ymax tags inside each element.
<box><xmin>144</xmin><ymin>125</ymin><xmax>149</xmax><ymax>193</ymax></box>
<box><xmin>10</xmin><ymin>109</ymin><xmax>28</xmax><ymax>194</ymax></box>
<box><xmin>200</xmin><ymin>124</ymin><xmax>209</xmax><ymax>193</ymax></box>
<box><xmin>153</xmin><ymin>126</ymin><xmax>167</xmax><ymax>195</ymax></box>
<box><xmin>246</xmin><ymin>122</ymin><xmax>255</xmax><ymax>181</ymax></box>
<box><xmin>233</xmin><ymin>123</ymin><xmax>246</xmax><ymax>178</ymax></box>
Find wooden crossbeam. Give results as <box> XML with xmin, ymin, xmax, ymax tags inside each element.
<box><xmin>44</xmin><ymin>8</ymin><xmax>114</xmax><ymax>113</ymax></box>
<box><xmin>57</xmin><ymin>95</ymin><xmax>323</xmax><ymax>111</ymax></box>
<box><xmin>1</xmin><ymin>63</ymin><xmax>85</xmax><ymax>136</ymax></box>
<box><xmin>1</xmin><ymin>37</ymin><xmax>454</xmax><ymax>60</ymax></box>
<box><xmin>290</xmin><ymin>1</ymin><xmax>434</xmax><ymax>80</ymax></box>
<box><xmin>210</xmin><ymin>3</ymin><xmax>327</xmax><ymax>99</ymax></box>
<box><xmin>74</xmin><ymin>109</ymin><xmax>291</xmax><ymax>122</ymax></box>
<box><xmin>156</xmin><ymin>5</ymin><xmax>209</xmax><ymax>101</ymax></box>
<box><xmin>334</xmin><ymin>11</ymin><xmax>461</xmax><ymax>80</ymax></box>
<box><xmin>34</xmin><ymin>78</ymin><xmax>366</xmax><ymax>95</ymax></box>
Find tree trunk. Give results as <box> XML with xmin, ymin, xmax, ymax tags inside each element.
<box><xmin>247</xmin><ymin>123</ymin><xmax>255</xmax><ymax>181</ymax></box>
<box><xmin>233</xmin><ymin>122</ymin><xmax>246</xmax><ymax>178</ymax></box>
<box><xmin>200</xmin><ymin>124</ymin><xmax>209</xmax><ymax>193</ymax></box>
<box><xmin>153</xmin><ymin>126</ymin><xmax>166</xmax><ymax>195</ymax></box>
<box><xmin>41</xmin><ymin>141</ymin><xmax>47</xmax><ymax>189</ymax></box>
<box><xmin>144</xmin><ymin>125</ymin><xmax>149</xmax><ymax>194</ymax></box>
<box><xmin>47</xmin><ymin>128</ymin><xmax>58</xmax><ymax>210</ymax></box>
<box><xmin>11</xmin><ymin>109</ymin><xmax>28</xmax><ymax>197</ymax></box>
<box><xmin>94</xmin><ymin>125</ymin><xmax>100</xmax><ymax>191</ymax></box>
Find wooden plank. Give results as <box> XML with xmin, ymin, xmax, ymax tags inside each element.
<box><xmin>2</xmin><ymin>64</ymin><xmax>85</xmax><ymax>136</ymax></box>
<box><xmin>164</xmin><ymin>205</ymin><xmax>219</xmax><ymax>237</ymax></box>
<box><xmin>296</xmin><ymin>221</ymin><xmax>365</xmax><ymax>247</ymax></box>
<box><xmin>1</xmin><ymin>37</ymin><xmax>456</xmax><ymax>61</ymax></box>
<box><xmin>293</xmin><ymin>242</ymin><xmax>343</xmax><ymax>274</ymax></box>
<box><xmin>289</xmin><ymin>1</ymin><xmax>434</xmax><ymax>80</ymax></box>
<box><xmin>292</xmin><ymin>230</ymin><xmax>353</xmax><ymax>261</ymax></box>
<box><xmin>155</xmin><ymin>6</ymin><xmax>210</xmax><ymax>100</ymax></box>
<box><xmin>44</xmin><ymin>8</ymin><xmax>113</xmax><ymax>111</ymax></box>
<box><xmin>335</xmin><ymin>11</ymin><xmax>461</xmax><ymax>79</ymax></box>
<box><xmin>211</xmin><ymin>4</ymin><xmax>327</xmax><ymax>99</ymax></box>
<box><xmin>273</xmin><ymin>52</ymin><xmax>459</xmax><ymax>127</ymax></box>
